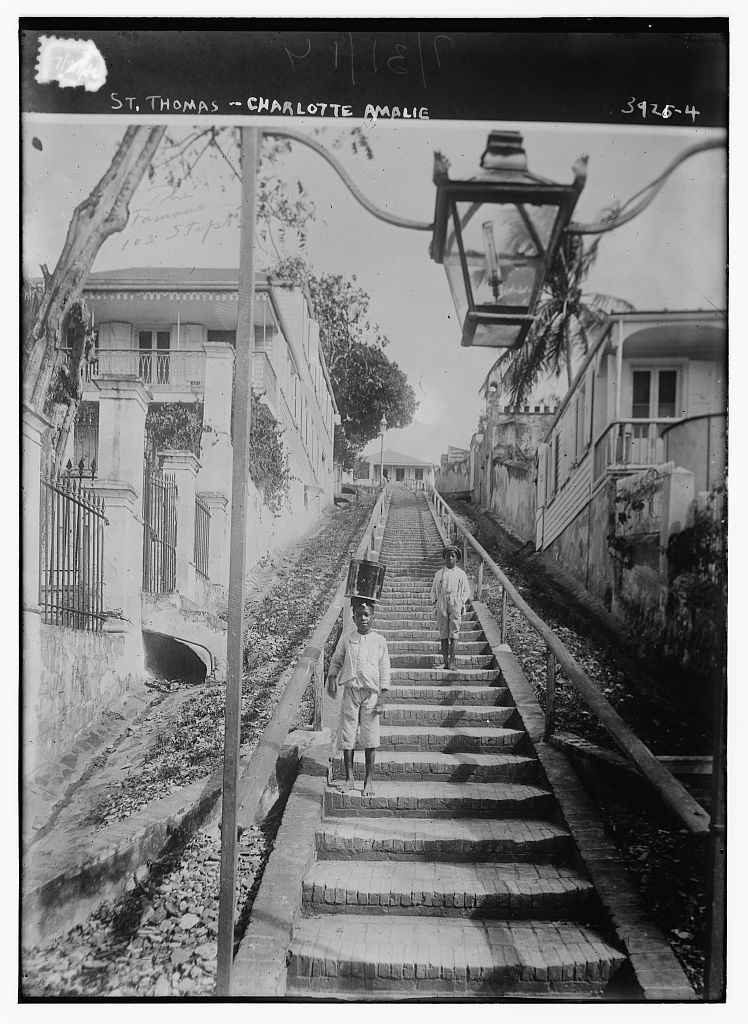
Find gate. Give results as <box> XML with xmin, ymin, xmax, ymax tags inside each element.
<box><xmin>142</xmin><ymin>453</ymin><xmax>178</xmax><ymax>594</ymax></box>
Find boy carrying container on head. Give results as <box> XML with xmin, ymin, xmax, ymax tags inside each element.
<box><xmin>431</xmin><ymin>543</ymin><xmax>471</xmax><ymax>670</ymax></box>
<box><xmin>327</xmin><ymin>560</ymin><xmax>390</xmax><ymax>796</ymax></box>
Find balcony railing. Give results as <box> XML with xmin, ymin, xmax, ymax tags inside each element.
<box><xmin>593</xmin><ymin>419</ymin><xmax>675</xmax><ymax>481</ymax></box>
<box><xmin>82</xmin><ymin>349</ymin><xmax>206</xmax><ymax>391</ymax></box>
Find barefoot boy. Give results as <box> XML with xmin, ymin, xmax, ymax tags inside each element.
<box><xmin>431</xmin><ymin>544</ymin><xmax>471</xmax><ymax>670</ymax></box>
<box><xmin>327</xmin><ymin>597</ymin><xmax>390</xmax><ymax>796</ymax></box>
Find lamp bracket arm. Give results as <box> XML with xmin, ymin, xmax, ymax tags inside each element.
<box><xmin>263</xmin><ymin>126</ymin><xmax>434</xmax><ymax>232</ymax></box>
<box><xmin>566</xmin><ymin>137</ymin><xmax>725</xmax><ymax>236</ymax></box>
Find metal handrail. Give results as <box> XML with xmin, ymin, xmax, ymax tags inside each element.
<box><xmin>426</xmin><ymin>482</ymin><xmax>710</xmax><ymax>835</ymax></box>
<box><xmin>234</xmin><ymin>486</ymin><xmax>389</xmax><ymax>829</ymax></box>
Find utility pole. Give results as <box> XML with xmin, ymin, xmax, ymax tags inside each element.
<box><xmin>216</xmin><ymin>126</ymin><xmax>259</xmax><ymax>997</ymax></box>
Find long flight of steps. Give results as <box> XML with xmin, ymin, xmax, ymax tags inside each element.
<box><xmin>287</xmin><ymin>488</ymin><xmax>627</xmax><ymax>997</ymax></box>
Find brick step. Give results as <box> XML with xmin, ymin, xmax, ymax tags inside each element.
<box><xmin>387</xmin><ymin>685</ymin><xmax>510</xmax><ymax>705</ymax></box>
<box><xmin>330</xmin><ymin>750</ymin><xmax>538</xmax><ymax>783</ymax></box>
<box><xmin>381</xmin><ymin>705</ymin><xmax>517</xmax><ymax>728</ymax></box>
<box><xmin>378</xmin><ymin>725</ymin><xmax>526</xmax><ymax>753</ymax></box>
<box><xmin>390</xmin><ymin>655</ymin><xmax>495</xmax><ymax>669</ymax></box>
<box><xmin>325</xmin><ymin>781</ymin><xmax>552</xmax><ymax>818</ymax></box>
<box><xmin>389</xmin><ymin>668</ymin><xmax>500</xmax><ymax>683</ymax></box>
<box><xmin>303</xmin><ymin>861</ymin><xmax>595</xmax><ymax>918</ymax></box>
<box><xmin>376</xmin><ymin>604</ymin><xmax>476</xmax><ymax>615</ymax></box>
<box><xmin>287</xmin><ymin>916</ymin><xmax>625</xmax><ymax>996</ymax></box>
<box><xmin>380</xmin><ymin>628</ymin><xmax>484</xmax><ymax>640</ymax></box>
<box><xmin>387</xmin><ymin>641</ymin><xmax>487</xmax><ymax>655</ymax></box>
<box><xmin>376</xmin><ymin>613</ymin><xmax>477</xmax><ymax>626</ymax></box>
<box><xmin>316</xmin><ymin>816</ymin><xmax>570</xmax><ymax>861</ymax></box>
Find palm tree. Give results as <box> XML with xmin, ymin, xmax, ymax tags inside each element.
<box><xmin>500</xmin><ymin>227</ymin><xmax>635</xmax><ymax>407</ymax></box>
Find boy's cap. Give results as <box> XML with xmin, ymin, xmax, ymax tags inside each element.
<box><xmin>442</xmin><ymin>544</ymin><xmax>462</xmax><ymax>559</ymax></box>
<box><xmin>351</xmin><ymin>596</ymin><xmax>376</xmax><ymax>610</ymax></box>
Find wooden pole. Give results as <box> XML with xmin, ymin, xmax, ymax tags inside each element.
<box><xmin>216</xmin><ymin>126</ymin><xmax>259</xmax><ymax>997</ymax></box>
<box><xmin>477</xmin><ymin>561</ymin><xmax>484</xmax><ymax>601</ymax></box>
<box><xmin>500</xmin><ymin>587</ymin><xmax>508</xmax><ymax>644</ymax></box>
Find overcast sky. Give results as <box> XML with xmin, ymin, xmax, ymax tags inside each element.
<box><xmin>22</xmin><ymin>118</ymin><xmax>726</xmax><ymax>464</ymax></box>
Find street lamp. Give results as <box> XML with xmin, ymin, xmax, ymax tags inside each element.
<box><xmin>379</xmin><ymin>413</ymin><xmax>387</xmax><ymax>486</ymax></box>
<box><xmin>430</xmin><ymin>129</ymin><xmax>587</xmax><ymax>349</ymax></box>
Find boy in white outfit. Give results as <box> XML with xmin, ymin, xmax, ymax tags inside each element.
<box><xmin>430</xmin><ymin>544</ymin><xmax>471</xmax><ymax>670</ymax></box>
<box><xmin>327</xmin><ymin>597</ymin><xmax>391</xmax><ymax>796</ymax></box>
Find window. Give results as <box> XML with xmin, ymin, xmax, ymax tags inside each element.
<box><xmin>138</xmin><ymin>329</ymin><xmax>170</xmax><ymax>384</ymax></box>
<box><xmin>415</xmin><ymin>468</ymin><xmax>423</xmax><ymax>481</ymax></box>
<box><xmin>396</xmin><ymin>468</ymin><xmax>405</xmax><ymax>482</ymax></box>
<box><xmin>632</xmin><ymin>369</ymin><xmax>678</xmax><ymax>419</ymax></box>
<box><xmin>575</xmin><ymin>384</ymin><xmax>586</xmax><ymax>461</ymax></box>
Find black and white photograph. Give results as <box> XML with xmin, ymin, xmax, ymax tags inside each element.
<box><xmin>19</xmin><ymin>22</ymin><xmax>729</xmax><ymax>1003</ymax></box>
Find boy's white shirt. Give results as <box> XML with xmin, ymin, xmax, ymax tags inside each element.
<box><xmin>431</xmin><ymin>566</ymin><xmax>471</xmax><ymax>611</ymax></box>
<box><xmin>328</xmin><ymin>629</ymin><xmax>391</xmax><ymax>693</ymax></box>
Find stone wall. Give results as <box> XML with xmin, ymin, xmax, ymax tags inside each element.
<box><xmin>27</xmin><ymin>626</ymin><xmax>131</xmax><ymax>773</ymax></box>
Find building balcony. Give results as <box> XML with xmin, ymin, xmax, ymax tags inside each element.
<box><xmin>593</xmin><ymin>415</ymin><xmax>726</xmax><ymax>492</ymax></box>
<box><xmin>79</xmin><ymin>349</ymin><xmax>206</xmax><ymax>396</ymax></box>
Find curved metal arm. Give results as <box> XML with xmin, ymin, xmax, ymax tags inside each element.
<box><xmin>263</xmin><ymin>126</ymin><xmax>433</xmax><ymax>232</ymax></box>
<box><xmin>567</xmin><ymin>137</ymin><xmax>725</xmax><ymax>236</ymax></box>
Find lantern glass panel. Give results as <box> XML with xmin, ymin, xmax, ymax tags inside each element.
<box><xmin>472</xmin><ymin>321</ymin><xmax>526</xmax><ymax>348</ymax></box>
<box><xmin>446</xmin><ymin>200</ymin><xmax>561</xmax><ymax>312</ymax></box>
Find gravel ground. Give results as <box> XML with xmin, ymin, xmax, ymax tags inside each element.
<box><xmin>21</xmin><ymin>499</ymin><xmax>374</xmax><ymax>997</ymax></box>
<box><xmin>22</xmin><ymin>815</ymin><xmax>279</xmax><ymax>997</ymax></box>
<box><xmin>449</xmin><ymin>499</ymin><xmax>711</xmax><ymax>994</ymax></box>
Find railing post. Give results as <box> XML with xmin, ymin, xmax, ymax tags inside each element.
<box><xmin>477</xmin><ymin>561</ymin><xmax>484</xmax><ymax>601</ymax></box>
<box><xmin>500</xmin><ymin>587</ymin><xmax>508</xmax><ymax>644</ymax></box>
<box><xmin>544</xmin><ymin>649</ymin><xmax>557</xmax><ymax>741</ymax></box>
<box><xmin>312</xmin><ymin>653</ymin><xmax>324</xmax><ymax>732</ymax></box>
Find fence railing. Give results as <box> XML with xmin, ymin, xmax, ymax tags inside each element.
<box><xmin>142</xmin><ymin>461</ymin><xmax>178</xmax><ymax>594</ymax></box>
<box><xmin>84</xmin><ymin>349</ymin><xmax>206</xmax><ymax>390</ymax></box>
<box><xmin>39</xmin><ymin>471</ymin><xmax>108</xmax><ymax>630</ymax></box>
<box><xmin>194</xmin><ymin>494</ymin><xmax>211</xmax><ymax>579</ymax></box>
<box><xmin>593</xmin><ymin>418</ymin><xmax>675</xmax><ymax>481</ymax></box>
<box><xmin>426</xmin><ymin>481</ymin><xmax>710</xmax><ymax>837</ymax></box>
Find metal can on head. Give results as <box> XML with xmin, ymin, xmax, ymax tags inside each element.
<box><xmin>345</xmin><ymin>558</ymin><xmax>387</xmax><ymax>603</ymax></box>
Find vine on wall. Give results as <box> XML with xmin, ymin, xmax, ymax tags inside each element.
<box><xmin>249</xmin><ymin>400</ymin><xmax>291</xmax><ymax>514</ymax></box>
<box><xmin>145</xmin><ymin>399</ymin><xmax>290</xmax><ymax>513</ymax></box>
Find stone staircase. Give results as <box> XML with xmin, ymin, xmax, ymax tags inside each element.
<box><xmin>286</xmin><ymin>488</ymin><xmax>627</xmax><ymax>997</ymax></box>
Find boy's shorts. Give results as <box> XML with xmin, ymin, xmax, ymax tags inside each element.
<box><xmin>338</xmin><ymin>686</ymin><xmax>381</xmax><ymax>749</ymax></box>
<box><xmin>436</xmin><ymin>600</ymin><xmax>462</xmax><ymax>640</ymax></box>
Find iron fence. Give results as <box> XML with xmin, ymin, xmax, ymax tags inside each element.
<box><xmin>194</xmin><ymin>494</ymin><xmax>211</xmax><ymax>579</ymax></box>
<box><xmin>39</xmin><ymin>470</ymin><xmax>107</xmax><ymax>630</ymax></box>
<box><xmin>142</xmin><ymin>457</ymin><xmax>178</xmax><ymax>594</ymax></box>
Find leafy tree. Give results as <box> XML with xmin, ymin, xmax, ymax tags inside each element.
<box><xmin>498</xmin><ymin>228</ymin><xmax>635</xmax><ymax>407</ymax></box>
<box><xmin>269</xmin><ymin>257</ymin><xmax>418</xmax><ymax>469</ymax></box>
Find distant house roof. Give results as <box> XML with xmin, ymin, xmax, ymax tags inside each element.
<box><xmin>363</xmin><ymin>448</ymin><xmax>435</xmax><ymax>468</ymax></box>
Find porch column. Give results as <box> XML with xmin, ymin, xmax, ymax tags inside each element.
<box><xmin>93</xmin><ymin>376</ymin><xmax>150</xmax><ymax>673</ymax></box>
<box><xmin>21</xmin><ymin>406</ymin><xmax>52</xmax><ymax>773</ymax></box>
<box><xmin>199</xmin><ymin>492</ymin><xmax>230</xmax><ymax>591</ymax></box>
<box><xmin>199</xmin><ymin>343</ymin><xmax>235</xmax><ymax>497</ymax></box>
<box><xmin>160</xmin><ymin>450</ymin><xmax>201</xmax><ymax>601</ymax></box>
<box><xmin>660</xmin><ymin>465</ymin><xmax>695</xmax><ymax>578</ymax></box>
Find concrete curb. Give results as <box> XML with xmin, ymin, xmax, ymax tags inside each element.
<box><xmin>472</xmin><ymin>599</ymin><xmax>697</xmax><ymax>1001</ymax></box>
<box><xmin>232</xmin><ymin>737</ymin><xmax>330</xmax><ymax>996</ymax></box>
<box><xmin>22</xmin><ymin>731</ymin><xmax>319</xmax><ymax>949</ymax></box>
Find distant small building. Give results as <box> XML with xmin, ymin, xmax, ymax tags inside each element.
<box><xmin>358</xmin><ymin>448</ymin><xmax>435</xmax><ymax>489</ymax></box>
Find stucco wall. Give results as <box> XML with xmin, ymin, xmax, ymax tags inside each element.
<box><xmin>435</xmin><ymin>465</ymin><xmax>471</xmax><ymax>493</ymax></box>
<box><xmin>29</xmin><ymin>626</ymin><xmax>132</xmax><ymax>772</ymax></box>
<box><xmin>488</xmin><ymin>460</ymin><xmax>536</xmax><ymax>544</ymax></box>
<box><xmin>545</xmin><ymin>482</ymin><xmax>615</xmax><ymax>604</ymax></box>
